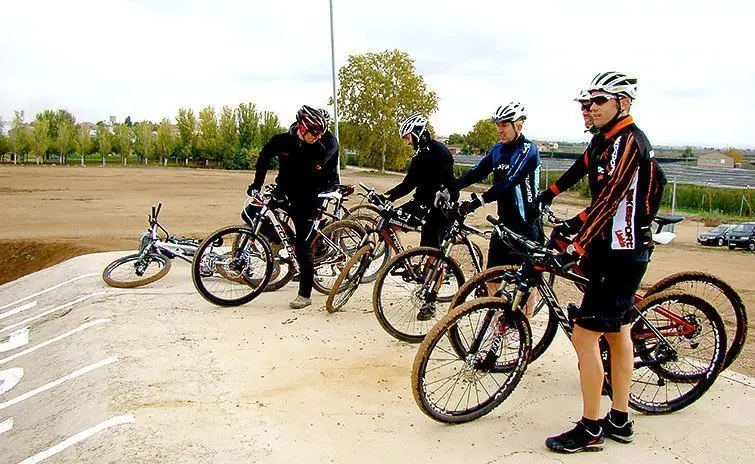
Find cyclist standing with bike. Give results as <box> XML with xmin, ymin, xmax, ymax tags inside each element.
<box><xmin>540</xmin><ymin>72</ymin><xmax>667</xmax><ymax>453</ymax></box>
<box><xmin>453</xmin><ymin>102</ymin><xmax>542</xmax><ymax>268</ymax></box>
<box><xmin>247</xmin><ymin>105</ymin><xmax>339</xmax><ymax>309</ymax></box>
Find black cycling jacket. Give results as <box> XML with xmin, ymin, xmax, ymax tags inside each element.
<box><xmin>251</xmin><ymin>126</ymin><xmax>340</xmax><ymax>202</ymax></box>
<box><xmin>385</xmin><ymin>139</ymin><xmax>457</xmax><ymax>207</ymax></box>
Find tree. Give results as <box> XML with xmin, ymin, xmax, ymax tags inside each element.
<box><xmin>56</xmin><ymin>119</ymin><xmax>75</xmax><ymax>164</ymax></box>
<box><xmin>218</xmin><ymin>105</ymin><xmax>241</xmax><ymax>169</ymax></box>
<box><xmin>132</xmin><ymin>122</ymin><xmax>155</xmax><ymax>161</ymax></box>
<box><xmin>175</xmin><ymin>108</ymin><xmax>198</xmax><ymax>160</ymax></box>
<box><xmin>0</xmin><ymin>117</ymin><xmax>9</xmax><ymax>160</ymax></box>
<box><xmin>447</xmin><ymin>133</ymin><xmax>466</xmax><ymax>145</ymax></box>
<box><xmin>257</xmin><ymin>111</ymin><xmax>283</xmax><ymax>148</ymax></box>
<box><xmin>725</xmin><ymin>148</ymin><xmax>745</xmax><ymax>165</ymax></box>
<box><xmin>95</xmin><ymin>124</ymin><xmax>113</xmax><ymax>156</ymax></box>
<box><xmin>125</xmin><ymin>116</ymin><xmax>133</xmax><ymax>127</ymax></box>
<box><xmin>682</xmin><ymin>146</ymin><xmax>694</xmax><ymax>159</ymax></box>
<box><xmin>236</xmin><ymin>102</ymin><xmax>260</xmax><ymax>149</ymax></box>
<box><xmin>155</xmin><ymin>118</ymin><xmax>175</xmax><ymax>162</ymax></box>
<box><xmin>30</xmin><ymin>118</ymin><xmax>51</xmax><ymax>159</ymax></box>
<box><xmin>35</xmin><ymin>109</ymin><xmax>75</xmax><ymax>157</ymax></box>
<box><xmin>75</xmin><ymin>124</ymin><xmax>94</xmax><ymax>157</ymax></box>
<box><xmin>197</xmin><ymin>106</ymin><xmax>218</xmax><ymax>165</ymax></box>
<box><xmin>466</xmin><ymin>119</ymin><xmax>498</xmax><ymax>154</ymax></box>
<box><xmin>9</xmin><ymin>110</ymin><xmax>29</xmax><ymax>161</ymax></box>
<box><xmin>113</xmin><ymin>123</ymin><xmax>133</xmax><ymax>162</ymax></box>
<box><xmin>337</xmin><ymin>49</ymin><xmax>439</xmax><ymax>172</ymax></box>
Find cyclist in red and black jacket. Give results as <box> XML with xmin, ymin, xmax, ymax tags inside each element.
<box><xmin>541</xmin><ymin>72</ymin><xmax>666</xmax><ymax>454</ymax></box>
<box><xmin>247</xmin><ymin>105</ymin><xmax>339</xmax><ymax>310</ymax></box>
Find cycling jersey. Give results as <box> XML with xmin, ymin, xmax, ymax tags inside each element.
<box><xmin>455</xmin><ymin>135</ymin><xmax>541</xmax><ymax>232</ymax></box>
<box><xmin>544</xmin><ymin>116</ymin><xmax>666</xmax><ymax>256</ymax></box>
<box><xmin>251</xmin><ymin>126</ymin><xmax>339</xmax><ymax>206</ymax></box>
<box><xmin>385</xmin><ymin>139</ymin><xmax>457</xmax><ymax>207</ymax></box>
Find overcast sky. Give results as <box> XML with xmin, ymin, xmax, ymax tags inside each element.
<box><xmin>2</xmin><ymin>0</ymin><xmax>753</xmax><ymax>148</ymax></box>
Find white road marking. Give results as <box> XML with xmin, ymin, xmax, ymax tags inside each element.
<box><xmin>0</xmin><ymin>417</ymin><xmax>12</xmax><ymax>436</ymax></box>
<box><xmin>0</xmin><ymin>367</ymin><xmax>24</xmax><ymax>395</ymax></box>
<box><xmin>0</xmin><ymin>328</ymin><xmax>30</xmax><ymax>354</ymax></box>
<box><xmin>0</xmin><ymin>292</ymin><xmax>105</xmax><ymax>336</ymax></box>
<box><xmin>0</xmin><ymin>320</ymin><xmax>110</xmax><ymax>367</ymax></box>
<box><xmin>16</xmin><ymin>414</ymin><xmax>135</xmax><ymax>464</ymax></box>
<box><xmin>721</xmin><ymin>371</ymin><xmax>755</xmax><ymax>389</ymax></box>
<box><xmin>0</xmin><ymin>357</ymin><xmax>117</xmax><ymax>411</ymax></box>
<box><xmin>0</xmin><ymin>273</ymin><xmax>99</xmax><ymax>311</ymax></box>
<box><xmin>0</xmin><ymin>302</ymin><xmax>38</xmax><ymax>321</ymax></box>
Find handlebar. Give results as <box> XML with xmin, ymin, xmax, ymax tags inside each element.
<box><xmin>486</xmin><ymin>215</ymin><xmax>548</xmax><ymax>253</ymax></box>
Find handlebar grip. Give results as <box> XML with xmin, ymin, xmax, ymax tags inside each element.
<box><xmin>358</xmin><ymin>182</ymin><xmax>370</xmax><ymax>192</ymax></box>
<box><xmin>485</xmin><ymin>215</ymin><xmax>498</xmax><ymax>225</ymax></box>
<box><xmin>155</xmin><ymin>203</ymin><xmax>162</xmax><ymax>217</ymax></box>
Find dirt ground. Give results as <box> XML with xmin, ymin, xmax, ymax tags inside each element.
<box><xmin>1</xmin><ymin>164</ymin><xmax>753</xmax><ymax>375</ymax></box>
<box><xmin>1</xmin><ymin>164</ymin><xmax>754</xmax><ymax>462</ymax></box>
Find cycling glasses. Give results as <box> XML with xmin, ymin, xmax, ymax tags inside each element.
<box><xmin>589</xmin><ymin>94</ymin><xmax>617</xmax><ymax>106</ymax></box>
<box><xmin>580</xmin><ymin>103</ymin><xmax>592</xmax><ymax>111</ymax></box>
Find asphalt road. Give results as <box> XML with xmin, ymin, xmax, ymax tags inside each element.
<box><xmin>454</xmin><ymin>155</ymin><xmax>755</xmax><ymax>188</ymax></box>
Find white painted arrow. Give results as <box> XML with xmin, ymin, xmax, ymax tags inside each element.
<box><xmin>0</xmin><ymin>328</ymin><xmax>30</xmax><ymax>354</ymax></box>
<box><xmin>0</xmin><ymin>368</ymin><xmax>24</xmax><ymax>396</ymax></box>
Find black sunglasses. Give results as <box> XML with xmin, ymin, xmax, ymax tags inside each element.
<box><xmin>589</xmin><ymin>94</ymin><xmax>617</xmax><ymax>106</ymax></box>
<box><xmin>580</xmin><ymin>103</ymin><xmax>592</xmax><ymax>111</ymax></box>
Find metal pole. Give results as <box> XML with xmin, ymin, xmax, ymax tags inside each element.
<box><xmin>329</xmin><ymin>0</ymin><xmax>340</xmax><ymax>178</ymax></box>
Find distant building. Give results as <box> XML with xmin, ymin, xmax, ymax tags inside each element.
<box><xmin>447</xmin><ymin>145</ymin><xmax>463</xmax><ymax>155</ymax></box>
<box><xmin>697</xmin><ymin>151</ymin><xmax>733</xmax><ymax>168</ymax></box>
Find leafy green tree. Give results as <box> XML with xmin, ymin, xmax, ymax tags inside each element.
<box><xmin>75</xmin><ymin>124</ymin><xmax>94</xmax><ymax>157</ymax></box>
<box><xmin>447</xmin><ymin>133</ymin><xmax>466</xmax><ymax>145</ymax></box>
<box><xmin>113</xmin><ymin>123</ymin><xmax>133</xmax><ymax>162</ymax></box>
<box><xmin>237</xmin><ymin>102</ymin><xmax>260</xmax><ymax>149</ymax></box>
<box><xmin>132</xmin><ymin>122</ymin><xmax>155</xmax><ymax>161</ymax></box>
<box><xmin>218</xmin><ymin>105</ymin><xmax>241</xmax><ymax>169</ymax></box>
<box><xmin>0</xmin><ymin>117</ymin><xmax>9</xmax><ymax>160</ymax></box>
<box><xmin>176</xmin><ymin>108</ymin><xmax>198</xmax><ymax>160</ymax></box>
<box><xmin>155</xmin><ymin>118</ymin><xmax>175</xmax><ymax>162</ymax></box>
<box><xmin>336</xmin><ymin>49</ymin><xmax>439</xmax><ymax>171</ymax></box>
<box><xmin>198</xmin><ymin>106</ymin><xmax>218</xmax><ymax>165</ymax></box>
<box><xmin>10</xmin><ymin>110</ymin><xmax>29</xmax><ymax>160</ymax></box>
<box><xmin>56</xmin><ymin>119</ymin><xmax>75</xmax><ymax>163</ymax></box>
<box><xmin>725</xmin><ymin>148</ymin><xmax>744</xmax><ymax>164</ymax></box>
<box><xmin>35</xmin><ymin>109</ymin><xmax>75</xmax><ymax>157</ymax></box>
<box><xmin>95</xmin><ymin>124</ymin><xmax>113</xmax><ymax>156</ymax></box>
<box><xmin>257</xmin><ymin>111</ymin><xmax>284</xmax><ymax>147</ymax></box>
<box><xmin>682</xmin><ymin>146</ymin><xmax>694</xmax><ymax>159</ymax></box>
<box><xmin>466</xmin><ymin>119</ymin><xmax>498</xmax><ymax>154</ymax></box>
<box><xmin>30</xmin><ymin>117</ymin><xmax>51</xmax><ymax>159</ymax></box>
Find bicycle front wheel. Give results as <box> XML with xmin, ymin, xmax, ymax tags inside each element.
<box><xmin>412</xmin><ymin>297</ymin><xmax>531</xmax><ymax>424</ymax></box>
<box><xmin>311</xmin><ymin>220</ymin><xmax>365</xmax><ymax>295</ymax></box>
<box><xmin>325</xmin><ymin>243</ymin><xmax>374</xmax><ymax>313</ymax></box>
<box><xmin>372</xmin><ymin>247</ymin><xmax>464</xmax><ymax>343</ymax></box>
<box><xmin>102</xmin><ymin>252</ymin><xmax>171</xmax><ymax>288</ymax></box>
<box><xmin>191</xmin><ymin>225</ymin><xmax>274</xmax><ymax>307</ymax></box>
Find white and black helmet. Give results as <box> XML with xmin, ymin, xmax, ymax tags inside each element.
<box><xmin>296</xmin><ymin>105</ymin><xmax>328</xmax><ymax>135</ymax></box>
<box><xmin>398</xmin><ymin>113</ymin><xmax>429</xmax><ymax>141</ymax></box>
<box><xmin>573</xmin><ymin>90</ymin><xmax>591</xmax><ymax>102</ymax></box>
<box><xmin>490</xmin><ymin>102</ymin><xmax>527</xmax><ymax>123</ymax></box>
<box><xmin>588</xmin><ymin>72</ymin><xmax>638</xmax><ymax>100</ymax></box>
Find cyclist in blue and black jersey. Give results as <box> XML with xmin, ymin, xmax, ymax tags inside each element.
<box><xmin>454</xmin><ymin>102</ymin><xmax>542</xmax><ymax>268</ymax></box>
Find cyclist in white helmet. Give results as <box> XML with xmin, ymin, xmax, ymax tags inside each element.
<box><xmin>382</xmin><ymin>112</ymin><xmax>457</xmax><ymax>320</ymax></box>
<box><xmin>454</xmin><ymin>102</ymin><xmax>543</xmax><ymax>268</ymax></box>
<box><xmin>542</xmin><ymin>72</ymin><xmax>666</xmax><ymax>453</ymax></box>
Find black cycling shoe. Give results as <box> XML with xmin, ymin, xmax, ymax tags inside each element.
<box><xmin>546</xmin><ymin>421</ymin><xmax>604</xmax><ymax>454</ymax></box>
<box><xmin>599</xmin><ymin>414</ymin><xmax>634</xmax><ymax>443</ymax></box>
<box><xmin>417</xmin><ymin>302</ymin><xmax>436</xmax><ymax>321</ymax></box>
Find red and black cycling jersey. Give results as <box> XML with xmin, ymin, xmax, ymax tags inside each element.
<box><xmin>251</xmin><ymin>126</ymin><xmax>340</xmax><ymax>202</ymax></box>
<box><xmin>545</xmin><ymin>116</ymin><xmax>666</xmax><ymax>256</ymax></box>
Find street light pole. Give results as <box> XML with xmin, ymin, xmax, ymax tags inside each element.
<box><xmin>329</xmin><ymin>0</ymin><xmax>340</xmax><ymax>177</ymax></box>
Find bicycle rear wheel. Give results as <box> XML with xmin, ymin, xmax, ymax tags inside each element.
<box><xmin>311</xmin><ymin>220</ymin><xmax>365</xmax><ymax>295</ymax></box>
<box><xmin>644</xmin><ymin>271</ymin><xmax>747</xmax><ymax>370</ymax></box>
<box><xmin>325</xmin><ymin>243</ymin><xmax>374</xmax><ymax>313</ymax></box>
<box><xmin>606</xmin><ymin>291</ymin><xmax>727</xmax><ymax>414</ymax></box>
<box><xmin>412</xmin><ymin>297</ymin><xmax>531</xmax><ymax>424</ymax></box>
<box><xmin>191</xmin><ymin>225</ymin><xmax>274</xmax><ymax>307</ymax></box>
<box><xmin>102</xmin><ymin>252</ymin><xmax>171</xmax><ymax>288</ymax></box>
<box><xmin>372</xmin><ymin>247</ymin><xmax>465</xmax><ymax>343</ymax></box>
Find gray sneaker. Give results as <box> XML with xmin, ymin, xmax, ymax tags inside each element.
<box><xmin>289</xmin><ymin>295</ymin><xmax>312</xmax><ymax>309</ymax></box>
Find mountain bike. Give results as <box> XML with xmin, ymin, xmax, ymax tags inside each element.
<box><xmin>102</xmin><ymin>202</ymin><xmax>202</xmax><ymax>288</ymax></box>
<box><xmin>412</xmin><ymin>214</ymin><xmax>727</xmax><ymax>423</ymax></box>
<box><xmin>370</xmin><ymin>196</ymin><xmax>489</xmax><ymax>343</ymax></box>
<box><xmin>451</xmin><ymin>210</ymin><xmax>748</xmax><ymax>370</ymax></box>
<box><xmin>191</xmin><ymin>188</ymin><xmax>365</xmax><ymax>307</ymax></box>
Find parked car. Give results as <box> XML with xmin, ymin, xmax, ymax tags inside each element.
<box><xmin>698</xmin><ymin>224</ymin><xmax>735</xmax><ymax>246</ymax></box>
<box><xmin>727</xmin><ymin>222</ymin><xmax>755</xmax><ymax>251</ymax></box>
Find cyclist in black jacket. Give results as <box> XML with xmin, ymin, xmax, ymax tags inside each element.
<box><xmin>247</xmin><ymin>105</ymin><xmax>339</xmax><ymax>309</ymax></box>
<box><xmin>383</xmin><ymin>113</ymin><xmax>457</xmax><ymax>248</ymax></box>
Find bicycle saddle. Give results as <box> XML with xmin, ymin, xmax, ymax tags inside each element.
<box><xmin>653</xmin><ymin>215</ymin><xmax>684</xmax><ymax>226</ymax></box>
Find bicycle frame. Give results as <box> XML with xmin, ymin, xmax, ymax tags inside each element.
<box><xmin>138</xmin><ymin>202</ymin><xmax>198</xmax><ymax>264</ymax></box>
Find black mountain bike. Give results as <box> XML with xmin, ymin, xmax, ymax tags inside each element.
<box><xmin>412</xmin><ymin>215</ymin><xmax>727</xmax><ymax>424</ymax></box>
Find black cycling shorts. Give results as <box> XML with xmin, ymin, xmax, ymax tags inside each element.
<box><xmin>575</xmin><ymin>248</ymin><xmax>649</xmax><ymax>333</ymax></box>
